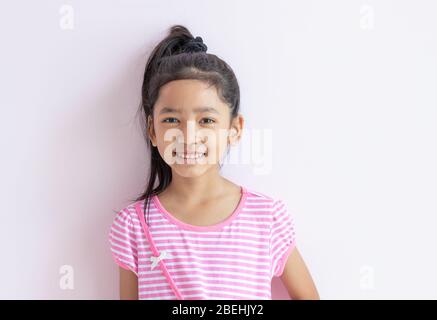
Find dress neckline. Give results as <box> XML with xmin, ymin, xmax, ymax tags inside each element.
<box><xmin>151</xmin><ymin>185</ymin><xmax>247</xmax><ymax>231</ymax></box>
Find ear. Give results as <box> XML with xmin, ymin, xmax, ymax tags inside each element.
<box><xmin>147</xmin><ymin>115</ymin><xmax>157</xmax><ymax>147</ymax></box>
<box><xmin>228</xmin><ymin>113</ymin><xmax>244</xmax><ymax>146</ymax></box>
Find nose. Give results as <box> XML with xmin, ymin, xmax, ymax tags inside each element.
<box><xmin>176</xmin><ymin>119</ymin><xmax>203</xmax><ymax>148</ymax></box>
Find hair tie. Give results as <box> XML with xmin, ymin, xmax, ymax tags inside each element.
<box><xmin>184</xmin><ymin>36</ymin><xmax>208</xmax><ymax>53</ymax></box>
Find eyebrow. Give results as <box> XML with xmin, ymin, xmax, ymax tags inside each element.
<box><xmin>159</xmin><ymin>106</ymin><xmax>220</xmax><ymax>115</ymax></box>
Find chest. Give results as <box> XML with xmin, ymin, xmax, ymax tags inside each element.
<box><xmin>138</xmin><ymin>228</ymin><xmax>272</xmax><ymax>300</ymax></box>
<box><xmin>159</xmin><ymin>194</ymin><xmax>241</xmax><ymax>227</ymax></box>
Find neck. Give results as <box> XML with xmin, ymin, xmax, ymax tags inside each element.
<box><xmin>166</xmin><ymin>168</ymin><xmax>228</xmax><ymax>203</ymax></box>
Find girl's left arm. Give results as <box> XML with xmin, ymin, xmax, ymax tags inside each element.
<box><xmin>280</xmin><ymin>246</ymin><xmax>320</xmax><ymax>300</ymax></box>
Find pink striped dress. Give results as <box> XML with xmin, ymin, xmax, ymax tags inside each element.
<box><xmin>108</xmin><ymin>185</ymin><xmax>297</xmax><ymax>300</ymax></box>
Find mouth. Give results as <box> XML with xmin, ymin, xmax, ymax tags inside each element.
<box><xmin>172</xmin><ymin>150</ymin><xmax>207</xmax><ymax>161</ymax></box>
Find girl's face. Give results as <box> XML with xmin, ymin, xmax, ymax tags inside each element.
<box><xmin>148</xmin><ymin>79</ymin><xmax>243</xmax><ymax>178</ymax></box>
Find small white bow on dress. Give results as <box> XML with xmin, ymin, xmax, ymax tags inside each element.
<box><xmin>150</xmin><ymin>250</ymin><xmax>172</xmax><ymax>270</ymax></box>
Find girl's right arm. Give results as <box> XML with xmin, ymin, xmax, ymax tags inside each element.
<box><xmin>119</xmin><ymin>267</ymin><xmax>138</xmax><ymax>300</ymax></box>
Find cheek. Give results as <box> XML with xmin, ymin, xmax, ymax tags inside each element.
<box><xmin>202</xmin><ymin>128</ymin><xmax>229</xmax><ymax>158</ymax></box>
<box><xmin>155</xmin><ymin>126</ymin><xmax>178</xmax><ymax>146</ymax></box>
<box><xmin>153</xmin><ymin>127</ymin><xmax>175</xmax><ymax>159</ymax></box>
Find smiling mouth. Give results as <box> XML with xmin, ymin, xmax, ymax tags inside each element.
<box><xmin>172</xmin><ymin>151</ymin><xmax>207</xmax><ymax>161</ymax></box>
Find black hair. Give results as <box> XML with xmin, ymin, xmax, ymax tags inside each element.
<box><xmin>132</xmin><ymin>24</ymin><xmax>241</xmax><ymax>225</ymax></box>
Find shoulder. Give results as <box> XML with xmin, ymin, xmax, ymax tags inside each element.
<box><xmin>244</xmin><ymin>187</ymin><xmax>286</xmax><ymax>209</ymax></box>
<box><xmin>110</xmin><ymin>200</ymin><xmax>145</xmax><ymax>229</ymax></box>
<box><xmin>245</xmin><ymin>188</ymin><xmax>275</xmax><ymax>201</ymax></box>
<box><xmin>243</xmin><ymin>187</ymin><xmax>294</xmax><ymax>224</ymax></box>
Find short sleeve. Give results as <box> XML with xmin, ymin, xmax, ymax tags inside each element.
<box><xmin>270</xmin><ymin>199</ymin><xmax>297</xmax><ymax>277</ymax></box>
<box><xmin>108</xmin><ymin>208</ymin><xmax>138</xmax><ymax>276</ymax></box>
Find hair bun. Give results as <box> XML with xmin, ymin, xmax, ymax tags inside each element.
<box><xmin>184</xmin><ymin>36</ymin><xmax>208</xmax><ymax>53</ymax></box>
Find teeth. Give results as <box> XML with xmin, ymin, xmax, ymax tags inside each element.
<box><xmin>174</xmin><ymin>152</ymin><xmax>206</xmax><ymax>159</ymax></box>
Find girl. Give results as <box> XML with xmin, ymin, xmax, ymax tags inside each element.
<box><xmin>108</xmin><ymin>25</ymin><xmax>319</xmax><ymax>300</ymax></box>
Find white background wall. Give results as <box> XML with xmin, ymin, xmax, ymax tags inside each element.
<box><xmin>1</xmin><ymin>0</ymin><xmax>436</xmax><ymax>299</ymax></box>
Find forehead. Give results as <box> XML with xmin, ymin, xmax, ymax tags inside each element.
<box><xmin>154</xmin><ymin>79</ymin><xmax>227</xmax><ymax>115</ymax></box>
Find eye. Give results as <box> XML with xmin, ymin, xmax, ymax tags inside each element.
<box><xmin>200</xmin><ymin>118</ymin><xmax>216</xmax><ymax>125</ymax></box>
<box><xmin>162</xmin><ymin>117</ymin><xmax>179</xmax><ymax>124</ymax></box>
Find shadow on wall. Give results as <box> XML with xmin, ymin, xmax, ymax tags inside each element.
<box><xmin>35</xmin><ymin>47</ymin><xmax>148</xmax><ymax>299</ymax></box>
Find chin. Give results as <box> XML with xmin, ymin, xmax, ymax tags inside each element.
<box><xmin>171</xmin><ymin>165</ymin><xmax>212</xmax><ymax>178</ymax></box>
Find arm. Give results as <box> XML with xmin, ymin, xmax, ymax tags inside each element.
<box><xmin>280</xmin><ymin>247</ymin><xmax>320</xmax><ymax>300</ymax></box>
<box><xmin>119</xmin><ymin>267</ymin><xmax>138</xmax><ymax>300</ymax></box>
